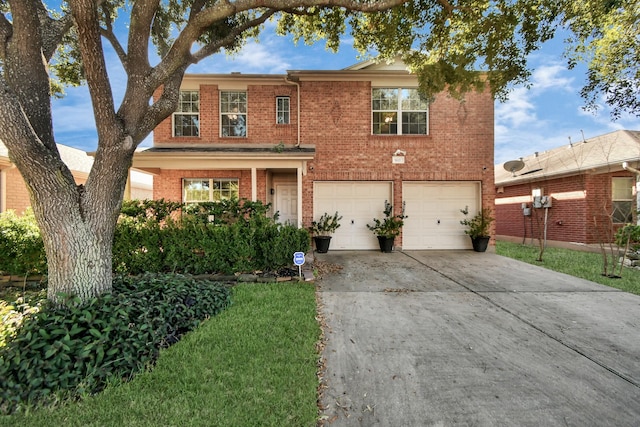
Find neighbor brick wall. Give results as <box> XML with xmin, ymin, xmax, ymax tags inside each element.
<box><xmin>2</xmin><ymin>167</ymin><xmax>88</xmax><ymax>215</ymax></box>
<box><xmin>496</xmin><ymin>171</ymin><xmax>635</xmax><ymax>244</ymax></box>
<box><xmin>4</xmin><ymin>168</ymin><xmax>31</xmax><ymax>214</ymax></box>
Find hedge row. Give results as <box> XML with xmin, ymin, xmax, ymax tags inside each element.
<box><xmin>0</xmin><ymin>199</ymin><xmax>310</xmax><ymax>276</ymax></box>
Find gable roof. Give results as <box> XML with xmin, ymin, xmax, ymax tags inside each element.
<box><xmin>495</xmin><ymin>130</ymin><xmax>640</xmax><ymax>186</ymax></box>
<box><xmin>0</xmin><ymin>140</ymin><xmax>94</xmax><ymax>176</ymax></box>
<box><xmin>342</xmin><ymin>57</ymin><xmax>409</xmax><ymax>71</ymax></box>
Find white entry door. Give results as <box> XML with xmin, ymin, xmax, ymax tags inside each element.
<box><xmin>314</xmin><ymin>182</ymin><xmax>392</xmax><ymax>250</ymax></box>
<box><xmin>276</xmin><ymin>184</ymin><xmax>297</xmax><ymax>225</ymax></box>
<box><xmin>402</xmin><ymin>181</ymin><xmax>480</xmax><ymax>249</ymax></box>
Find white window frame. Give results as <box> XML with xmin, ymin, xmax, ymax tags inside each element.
<box><xmin>220</xmin><ymin>91</ymin><xmax>247</xmax><ymax>137</ymax></box>
<box><xmin>173</xmin><ymin>90</ymin><xmax>200</xmax><ymax>137</ymax></box>
<box><xmin>612</xmin><ymin>177</ymin><xmax>635</xmax><ymax>223</ymax></box>
<box><xmin>183</xmin><ymin>178</ymin><xmax>239</xmax><ymax>204</ymax></box>
<box><xmin>372</xmin><ymin>87</ymin><xmax>429</xmax><ymax>135</ymax></box>
<box><xmin>276</xmin><ymin>96</ymin><xmax>290</xmax><ymax>124</ymax></box>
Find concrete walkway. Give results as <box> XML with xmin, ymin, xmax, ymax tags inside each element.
<box><xmin>316</xmin><ymin>251</ymin><xmax>640</xmax><ymax>426</ymax></box>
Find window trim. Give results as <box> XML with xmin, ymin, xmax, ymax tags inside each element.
<box><xmin>220</xmin><ymin>90</ymin><xmax>247</xmax><ymax>138</ymax></box>
<box><xmin>172</xmin><ymin>90</ymin><xmax>200</xmax><ymax>138</ymax></box>
<box><xmin>276</xmin><ymin>96</ymin><xmax>290</xmax><ymax>124</ymax></box>
<box><xmin>612</xmin><ymin>177</ymin><xmax>635</xmax><ymax>223</ymax></box>
<box><xmin>182</xmin><ymin>178</ymin><xmax>240</xmax><ymax>203</ymax></box>
<box><xmin>372</xmin><ymin>87</ymin><xmax>429</xmax><ymax>136</ymax></box>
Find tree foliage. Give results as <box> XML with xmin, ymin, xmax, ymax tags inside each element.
<box><xmin>562</xmin><ymin>0</ymin><xmax>640</xmax><ymax>118</ymax></box>
<box><xmin>0</xmin><ymin>0</ymin><xmax>637</xmax><ymax>302</ymax></box>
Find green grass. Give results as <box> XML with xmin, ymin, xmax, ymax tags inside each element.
<box><xmin>496</xmin><ymin>240</ymin><xmax>640</xmax><ymax>296</ymax></box>
<box><xmin>0</xmin><ymin>282</ymin><xmax>320</xmax><ymax>427</ymax></box>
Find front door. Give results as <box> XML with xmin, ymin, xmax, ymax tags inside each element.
<box><xmin>276</xmin><ymin>184</ymin><xmax>297</xmax><ymax>225</ymax></box>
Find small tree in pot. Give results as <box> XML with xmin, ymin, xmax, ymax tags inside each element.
<box><xmin>460</xmin><ymin>206</ymin><xmax>495</xmax><ymax>252</ymax></box>
<box><xmin>310</xmin><ymin>212</ymin><xmax>342</xmax><ymax>253</ymax></box>
<box><xmin>367</xmin><ymin>201</ymin><xmax>407</xmax><ymax>253</ymax></box>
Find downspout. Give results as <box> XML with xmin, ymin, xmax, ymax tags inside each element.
<box><xmin>622</xmin><ymin>162</ymin><xmax>640</xmax><ymax>225</ymax></box>
<box><xmin>284</xmin><ymin>74</ymin><xmax>303</xmax><ymax>228</ymax></box>
<box><xmin>284</xmin><ymin>75</ymin><xmax>301</xmax><ymax>147</ymax></box>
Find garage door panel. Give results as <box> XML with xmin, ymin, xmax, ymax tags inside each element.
<box><xmin>403</xmin><ymin>182</ymin><xmax>480</xmax><ymax>250</ymax></box>
<box><xmin>314</xmin><ymin>182</ymin><xmax>392</xmax><ymax>250</ymax></box>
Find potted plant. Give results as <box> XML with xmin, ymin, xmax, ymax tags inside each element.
<box><xmin>367</xmin><ymin>201</ymin><xmax>407</xmax><ymax>253</ymax></box>
<box><xmin>460</xmin><ymin>206</ymin><xmax>494</xmax><ymax>252</ymax></box>
<box><xmin>310</xmin><ymin>211</ymin><xmax>342</xmax><ymax>253</ymax></box>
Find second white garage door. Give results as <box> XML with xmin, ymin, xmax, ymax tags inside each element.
<box><xmin>314</xmin><ymin>182</ymin><xmax>392</xmax><ymax>250</ymax></box>
<box><xmin>403</xmin><ymin>182</ymin><xmax>481</xmax><ymax>250</ymax></box>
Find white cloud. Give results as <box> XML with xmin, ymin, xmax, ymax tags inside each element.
<box><xmin>530</xmin><ymin>63</ymin><xmax>574</xmax><ymax>91</ymax></box>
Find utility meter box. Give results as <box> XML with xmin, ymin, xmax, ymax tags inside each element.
<box><xmin>533</xmin><ymin>195</ymin><xmax>552</xmax><ymax>208</ymax></box>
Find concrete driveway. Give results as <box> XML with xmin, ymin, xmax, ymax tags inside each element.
<box><xmin>316</xmin><ymin>251</ymin><xmax>640</xmax><ymax>426</ymax></box>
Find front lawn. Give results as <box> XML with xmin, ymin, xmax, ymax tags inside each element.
<box><xmin>0</xmin><ymin>282</ymin><xmax>320</xmax><ymax>427</ymax></box>
<box><xmin>496</xmin><ymin>240</ymin><xmax>640</xmax><ymax>296</ymax></box>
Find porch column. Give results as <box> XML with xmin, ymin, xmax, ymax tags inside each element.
<box><xmin>251</xmin><ymin>167</ymin><xmax>257</xmax><ymax>202</ymax></box>
<box><xmin>0</xmin><ymin>169</ymin><xmax>5</xmax><ymax>213</ymax></box>
<box><xmin>297</xmin><ymin>165</ymin><xmax>303</xmax><ymax>228</ymax></box>
<box><xmin>124</xmin><ymin>169</ymin><xmax>132</xmax><ymax>201</ymax></box>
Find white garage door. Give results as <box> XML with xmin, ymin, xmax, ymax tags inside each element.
<box><xmin>314</xmin><ymin>182</ymin><xmax>392</xmax><ymax>250</ymax></box>
<box><xmin>403</xmin><ymin>182</ymin><xmax>481</xmax><ymax>250</ymax></box>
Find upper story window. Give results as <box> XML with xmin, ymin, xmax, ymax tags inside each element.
<box><xmin>221</xmin><ymin>91</ymin><xmax>247</xmax><ymax>137</ymax></box>
<box><xmin>372</xmin><ymin>88</ymin><xmax>428</xmax><ymax>135</ymax></box>
<box><xmin>183</xmin><ymin>178</ymin><xmax>239</xmax><ymax>203</ymax></box>
<box><xmin>276</xmin><ymin>96</ymin><xmax>290</xmax><ymax>124</ymax></box>
<box><xmin>612</xmin><ymin>177</ymin><xmax>635</xmax><ymax>223</ymax></box>
<box><xmin>173</xmin><ymin>91</ymin><xmax>199</xmax><ymax>137</ymax></box>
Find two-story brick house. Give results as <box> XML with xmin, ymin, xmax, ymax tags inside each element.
<box><xmin>133</xmin><ymin>59</ymin><xmax>495</xmax><ymax>250</ymax></box>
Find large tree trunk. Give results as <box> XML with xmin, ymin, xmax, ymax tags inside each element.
<box><xmin>39</xmin><ymin>209</ymin><xmax>114</xmax><ymax>302</ymax></box>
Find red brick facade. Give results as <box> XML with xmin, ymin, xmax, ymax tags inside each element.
<box><xmin>141</xmin><ymin>61</ymin><xmax>495</xmax><ymax>249</ymax></box>
<box><xmin>496</xmin><ymin>171</ymin><xmax>636</xmax><ymax>244</ymax></box>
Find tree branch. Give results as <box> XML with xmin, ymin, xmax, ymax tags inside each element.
<box><xmin>137</xmin><ymin>70</ymin><xmax>186</xmax><ymax>140</ymax></box>
<box><xmin>68</xmin><ymin>0</ymin><xmax>119</xmax><ymax>139</ymax></box>
<box><xmin>127</xmin><ymin>0</ymin><xmax>159</xmax><ymax>77</ymax></box>
<box><xmin>100</xmin><ymin>26</ymin><xmax>129</xmax><ymax>70</ymax></box>
<box><xmin>191</xmin><ymin>9</ymin><xmax>277</xmax><ymax>62</ymax></box>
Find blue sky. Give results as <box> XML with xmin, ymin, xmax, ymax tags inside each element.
<box><xmin>49</xmin><ymin>16</ymin><xmax>640</xmax><ymax>166</ymax></box>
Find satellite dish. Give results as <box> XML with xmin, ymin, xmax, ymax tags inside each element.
<box><xmin>503</xmin><ymin>159</ymin><xmax>525</xmax><ymax>177</ymax></box>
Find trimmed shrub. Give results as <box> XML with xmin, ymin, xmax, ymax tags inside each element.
<box><xmin>114</xmin><ymin>199</ymin><xmax>310</xmax><ymax>275</ymax></box>
<box><xmin>0</xmin><ymin>199</ymin><xmax>309</xmax><ymax>276</ymax></box>
<box><xmin>0</xmin><ymin>209</ymin><xmax>46</xmax><ymax>276</ymax></box>
<box><xmin>0</xmin><ymin>273</ymin><xmax>231</xmax><ymax>414</ymax></box>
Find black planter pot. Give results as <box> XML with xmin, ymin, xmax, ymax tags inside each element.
<box><xmin>314</xmin><ymin>236</ymin><xmax>332</xmax><ymax>253</ymax></box>
<box><xmin>471</xmin><ymin>236</ymin><xmax>490</xmax><ymax>252</ymax></box>
<box><xmin>377</xmin><ymin>235</ymin><xmax>395</xmax><ymax>253</ymax></box>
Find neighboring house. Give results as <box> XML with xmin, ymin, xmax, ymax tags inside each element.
<box><xmin>0</xmin><ymin>141</ymin><xmax>93</xmax><ymax>214</ymax></box>
<box><xmin>0</xmin><ymin>141</ymin><xmax>152</xmax><ymax>214</ymax></box>
<box><xmin>133</xmin><ymin>59</ymin><xmax>495</xmax><ymax>250</ymax></box>
<box><xmin>495</xmin><ymin>130</ymin><xmax>640</xmax><ymax>245</ymax></box>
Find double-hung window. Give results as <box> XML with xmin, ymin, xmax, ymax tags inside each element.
<box><xmin>612</xmin><ymin>177</ymin><xmax>635</xmax><ymax>223</ymax></box>
<box><xmin>173</xmin><ymin>91</ymin><xmax>199</xmax><ymax>137</ymax></box>
<box><xmin>372</xmin><ymin>88</ymin><xmax>428</xmax><ymax>135</ymax></box>
<box><xmin>276</xmin><ymin>96</ymin><xmax>290</xmax><ymax>124</ymax></box>
<box><xmin>183</xmin><ymin>178</ymin><xmax>239</xmax><ymax>203</ymax></box>
<box><xmin>221</xmin><ymin>91</ymin><xmax>247</xmax><ymax>137</ymax></box>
